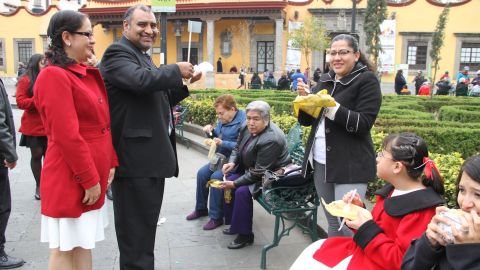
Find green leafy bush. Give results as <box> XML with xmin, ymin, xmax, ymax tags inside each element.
<box><xmin>430</xmin><ymin>152</ymin><xmax>464</xmax><ymax>208</ymax></box>
<box><xmin>439</xmin><ymin>105</ymin><xmax>480</xmax><ymax>123</ymax></box>
<box><xmin>184</xmin><ymin>90</ymin><xmax>478</xmax><ymax>206</ymax></box>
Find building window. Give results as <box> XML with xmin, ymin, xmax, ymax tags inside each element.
<box><xmin>407</xmin><ymin>42</ymin><xmax>427</xmax><ymax>70</ymax></box>
<box><xmin>182</xmin><ymin>48</ymin><xmax>198</xmax><ymax>66</ymax></box>
<box><xmin>257</xmin><ymin>41</ymin><xmax>274</xmax><ymax>73</ymax></box>
<box><xmin>220</xmin><ymin>31</ymin><xmax>232</xmax><ymax>57</ymax></box>
<box><xmin>17</xmin><ymin>41</ymin><xmax>33</xmax><ymax>65</ymax></box>
<box><xmin>460</xmin><ymin>43</ymin><xmax>480</xmax><ymax>71</ymax></box>
<box><xmin>0</xmin><ymin>39</ymin><xmax>5</xmax><ymax>71</ymax></box>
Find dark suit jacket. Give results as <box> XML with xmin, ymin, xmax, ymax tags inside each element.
<box><xmin>100</xmin><ymin>36</ymin><xmax>189</xmax><ymax>178</ymax></box>
<box><xmin>0</xmin><ymin>78</ymin><xmax>17</xmax><ymax>163</ymax></box>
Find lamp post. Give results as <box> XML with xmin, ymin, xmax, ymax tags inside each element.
<box><xmin>160</xmin><ymin>12</ymin><xmax>167</xmax><ymax>65</ymax></box>
<box><xmin>351</xmin><ymin>0</ymin><xmax>357</xmax><ymax>33</ymax></box>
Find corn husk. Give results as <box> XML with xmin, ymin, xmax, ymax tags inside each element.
<box><xmin>206</xmin><ymin>179</ymin><xmax>222</xmax><ymax>189</ymax></box>
<box><xmin>206</xmin><ymin>139</ymin><xmax>217</xmax><ymax>160</ymax></box>
<box><xmin>293</xmin><ymin>89</ymin><xmax>336</xmax><ymax>118</ymax></box>
<box><xmin>321</xmin><ymin>198</ymin><xmax>368</xmax><ymax>221</ymax></box>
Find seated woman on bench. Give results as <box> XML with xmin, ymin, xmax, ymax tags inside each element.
<box><xmin>219</xmin><ymin>101</ymin><xmax>291</xmax><ymax>249</ymax></box>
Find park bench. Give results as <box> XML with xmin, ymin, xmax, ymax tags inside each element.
<box><xmin>174</xmin><ymin>105</ymin><xmax>189</xmax><ymax>148</ymax></box>
<box><xmin>255</xmin><ymin>122</ymin><xmax>319</xmax><ymax>269</ymax></box>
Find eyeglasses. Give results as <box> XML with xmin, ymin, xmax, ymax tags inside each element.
<box><xmin>377</xmin><ymin>151</ymin><xmax>396</xmax><ymax>161</ymax></box>
<box><xmin>328</xmin><ymin>49</ymin><xmax>352</xmax><ymax>57</ymax></box>
<box><xmin>71</xmin><ymin>31</ymin><xmax>94</xmax><ymax>39</ymax></box>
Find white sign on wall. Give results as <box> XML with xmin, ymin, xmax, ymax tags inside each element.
<box><xmin>285</xmin><ymin>21</ymin><xmax>302</xmax><ymax>71</ymax></box>
<box><xmin>378</xmin><ymin>20</ymin><xmax>396</xmax><ymax>74</ymax></box>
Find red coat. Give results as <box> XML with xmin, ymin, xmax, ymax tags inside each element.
<box><xmin>34</xmin><ymin>64</ymin><xmax>118</xmax><ymax>218</ymax></box>
<box><xmin>313</xmin><ymin>184</ymin><xmax>444</xmax><ymax>270</ymax></box>
<box><xmin>16</xmin><ymin>76</ymin><xmax>46</xmax><ymax>136</ymax></box>
<box><xmin>418</xmin><ymin>85</ymin><xmax>431</xmax><ymax>96</ymax></box>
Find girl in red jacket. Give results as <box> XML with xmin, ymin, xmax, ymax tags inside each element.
<box><xmin>16</xmin><ymin>54</ymin><xmax>47</xmax><ymax>200</ymax></box>
<box><xmin>290</xmin><ymin>133</ymin><xmax>445</xmax><ymax>270</ymax></box>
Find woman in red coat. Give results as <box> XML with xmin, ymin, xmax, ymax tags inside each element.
<box><xmin>34</xmin><ymin>10</ymin><xmax>117</xmax><ymax>270</ymax></box>
<box><xmin>16</xmin><ymin>54</ymin><xmax>47</xmax><ymax>200</ymax></box>
<box><xmin>290</xmin><ymin>133</ymin><xmax>444</xmax><ymax>270</ymax></box>
<box><xmin>417</xmin><ymin>81</ymin><xmax>431</xmax><ymax>96</ymax></box>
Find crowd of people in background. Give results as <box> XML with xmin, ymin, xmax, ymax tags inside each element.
<box><xmin>394</xmin><ymin>66</ymin><xmax>480</xmax><ymax>97</ymax></box>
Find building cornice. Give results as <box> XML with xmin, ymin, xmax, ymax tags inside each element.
<box><xmin>399</xmin><ymin>32</ymin><xmax>433</xmax><ymax>36</ymax></box>
<box><xmin>0</xmin><ymin>4</ymin><xmax>59</xmax><ymax>17</ymax></box>
<box><xmin>453</xmin><ymin>32</ymin><xmax>480</xmax><ymax>38</ymax></box>
<box><xmin>308</xmin><ymin>8</ymin><xmax>366</xmax><ymax>15</ymax></box>
<box><xmin>426</xmin><ymin>0</ymin><xmax>471</xmax><ymax>7</ymax></box>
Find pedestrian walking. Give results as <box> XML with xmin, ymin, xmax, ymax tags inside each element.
<box><xmin>15</xmin><ymin>54</ymin><xmax>47</xmax><ymax>200</ymax></box>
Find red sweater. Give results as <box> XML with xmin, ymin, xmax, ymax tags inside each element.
<box><xmin>34</xmin><ymin>64</ymin><xmax>118</xmax><ymax>218</ymax></box>
<box><xmin>418</xmin><ymin>85</ymin><xmax>431</xmax><ymax>96</ymax></box>
<box><xmin>313</xmin><ymin>184</ymin><xmax>443</xmax><ymax>270</ymax></box>
<box><xmin>16</xmin><ymin>76</ymin><xmax>46</xmax><ymax>136</ymax></box>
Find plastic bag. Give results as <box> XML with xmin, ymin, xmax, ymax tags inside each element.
<box><xmin>293</xmin><ymin>89</ymin><xmax>336</xmax><ymax>118</ymax></box>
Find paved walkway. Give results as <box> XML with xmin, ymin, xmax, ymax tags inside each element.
<box><xmin>2</xmin><ymin>80</ymin><xmax>316</xmax><ymax>269</ymax></box>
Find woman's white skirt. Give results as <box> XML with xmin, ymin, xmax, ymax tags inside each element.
<box><xmin>290</xmin><ymin>239</ymin><xmax>352</xmax><ymax>270</ymax></box>
<box><xmin>40</xmin><ymin>202</ymin><xmax>108</xmax><ymax>251</ymax></box>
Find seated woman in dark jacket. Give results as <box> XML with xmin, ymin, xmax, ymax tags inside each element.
<box><xmin>277</xmin><ymin>73</ymin><xmax>291</xmax><ymax>90</ymax></box>
<box><xmin>250</xmin><ymin>72</ymin><xmax>263</xmax><ymax>89</ymax></box>
<box><xmin>455</xmin><ymin>77</ymin><xmax>469</xmax><ymax>96</ymax></box>
<box><xmin>402</xmin><ymin>155</ymin><xmax>480</xmax><ymax>270</ymax></box>
<box><xmin>435</xmin><ymin>78</ymin><xmax>452</xmax><ymax>95</ymax></box>
<box><xmin>220</xmin><ymin>101</ymin><xmax>291</xmax><ymax>249</ymax></box>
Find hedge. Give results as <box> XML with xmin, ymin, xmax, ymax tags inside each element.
<box><xmin>182</xmin><ymin>91</ymin><xmax>479</xmax><ymax>206</ymax></box>
<box><xmin>374</xmin><ymin>125</ymin><xmax>480</xmax><ymax>158</ymax></box>
<box><xmin>439</xmin><ymin>105</ymin><xmax>480</xmax><ymax>123</ymax></box>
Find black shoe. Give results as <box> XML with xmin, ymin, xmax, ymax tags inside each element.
<box><xmin>222</xmin><ymin>228</ymin><xmax>235</xmax><ymax>235</ymax></box>
<box><xmin>0</xmin><ymin>253</ymin><xmax>25</xmax><ymax>269</ymax></box>
<box><xmin>106</xmin><ymin>186</ymin><xmax>113</xmax><ymax>201</ymax></box>
<box><xmin>227</xmin><ymin>233</ymin><xmax>254</xmax><ymax>249</ymax></box>
<box><xmin>34</xmin><ymin>187</ymin><xmax>40</xmax><ymax>200</ymax></box>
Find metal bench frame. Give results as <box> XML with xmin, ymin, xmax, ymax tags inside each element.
<box><xmin>255</xmin><ymin>123</ymin><xmax>319</xmax><ymax>269</ymax></box>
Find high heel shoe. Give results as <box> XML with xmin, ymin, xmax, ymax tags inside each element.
<box><xmin>34</xmin><ymin>186</ymin><xmax>40</xmax><ymax>200</ymax></box>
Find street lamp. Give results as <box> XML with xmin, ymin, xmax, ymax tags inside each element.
<box><xmin>351</xmin><ymin>0</ymin><xmax>357</xmax><ymax>34</ymax></box>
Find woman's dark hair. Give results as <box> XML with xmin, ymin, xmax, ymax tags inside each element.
<box><xmin>455</xmin><ymin>155</ymin><xmax>480</xmax><ymax>203</ymax></box>
<box><xmin>23</xmin><ymin>54</ymin><xmax>44</xmax><ymax>96</ymax></box>
<box><xmin>382</xmin><ymin>132</ymin><xmax>445</xmax><ymax>195</ymax></box>
<box><xmin>397</xmin><ymin>69</ymin><xmax>403</xmax><ymax>75</ymax></box>
<box><xmin>331</xmin><ymin>34</ymin><xmax>375</xmax><ymax>71</ymax></box>
<box><xmin>45</xmin><ymin>10</ymin><xmax>87</xmax><ymax>67</ymax></box>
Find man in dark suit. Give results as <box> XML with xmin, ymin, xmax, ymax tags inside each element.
<box><xmin>0</xmin><ymin>79</ymin><xmax>25</xmax><ymax>269</ymax></box>
<box><xmin>100</xmin><ymin>5</ymin><xmax>201</xmax><ymax>270</ymax></box>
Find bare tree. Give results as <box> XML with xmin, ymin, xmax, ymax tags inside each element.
<box><xmin>228</xmin><ymin>20</ymin><xmax>255</xmax><ymax>67</ymax></box>
<box><xmin>429</xmin><ymin>5</ymin><xmax>450</xmax><ymax>97</ymax></box>
<box><xmin>288</xmin><ymin>16</ymin><xmax>330</xmax><ymax>69</ymax></box>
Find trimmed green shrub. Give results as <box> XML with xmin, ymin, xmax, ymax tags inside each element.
<box><xmin>374</xmin><ymin>125</ymin><xmax>480</xmax><ymax>157</ymax></box>
<box><xmin>430</xmin><ymin>152</ymin><xmax>464</xmax><ymax>208</ymax></box>
<box><xmin>439</xmin><ymin>105</ymin><xmax>480</xmax><ymax>123</ymax></box>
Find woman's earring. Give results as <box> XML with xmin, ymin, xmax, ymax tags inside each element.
<box><xmin>66</xmin><ymin>42</ymin><xmax>71</xmax><ymax>47</ymax></box>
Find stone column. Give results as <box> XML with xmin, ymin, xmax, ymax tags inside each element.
<box><xmin>206</xmin><ymin>19</ymin><xmax>216</xmax><ymax>88</ymax></box>
<box><xmin>274</xmin><ymin>19</ymin><xmax>283</xmax><ymax>72</ymax></box>
<box><xmin>206</xmin><ymin>19</ymin><xmax>215</xmax><ymax>66</ymax></box>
